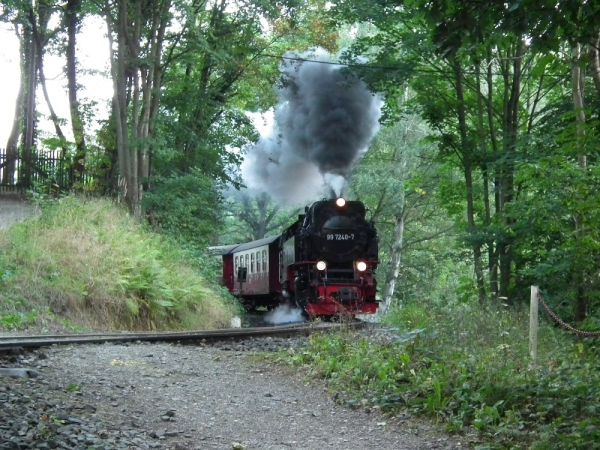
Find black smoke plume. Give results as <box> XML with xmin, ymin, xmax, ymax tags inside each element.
<box><xmin>242</xmin><ymin>48</ymin><xmax>381</xmax><ymax>205</ymax></box>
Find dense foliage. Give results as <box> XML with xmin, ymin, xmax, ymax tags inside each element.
<box><xmin>331</xmin><ymin>1</ymin><xmax>600</xmax><ymax>321</ymax></box>
<box><xmin>3</xmin><ymin>2</ymin><xmax>599</xmax><ymax>315</ymax></box>
<box><xmin>143</xmin><ymin>170</ymin><xmax>224</xmax><ymax>247</ymax></box>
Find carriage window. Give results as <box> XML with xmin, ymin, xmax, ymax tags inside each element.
<box><xmin>235</xmin><ymin>256</ymin><xmax>239</xmax><ymax>272</ymax></box>
<box><xmin>245</xmin><ymin>254</ymin><xmax>249</xmax><ymax>268</ymax></box>
<box><xmin>262</xmin><ymin>250</ymin><xmax>267</xmax><ymax>272</ymax></box>
<box><xmin>251</xmin><ymin>253</ymin><xmax>255</xmax><ymax>273</ymax></box>
<box><xmin>256</xmin><ymin>252</ymin><xmax>261</xmax><ymax>272</ymax></box>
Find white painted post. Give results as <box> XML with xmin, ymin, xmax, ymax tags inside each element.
<box><xmin>529</xmin><ymin>285</ymin><xmax>539</xmax><ymax>363</ymax></box>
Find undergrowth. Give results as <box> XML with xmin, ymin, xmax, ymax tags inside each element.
<box><xmin>280</xmin><ymin>304</ymin><xmax>600</xmax><ymax>449</ymax></box>
<box><xmin>0</xmin><ymin>196</ymin><xmax>238</xmax><ymax>331</ymax></box>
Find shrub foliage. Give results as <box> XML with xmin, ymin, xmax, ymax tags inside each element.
<box><xmin>282</xmin><ymin>304</ymin><xmax>600</xmax><ymax>449</ymax></box>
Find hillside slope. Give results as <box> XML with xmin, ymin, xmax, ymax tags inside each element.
<box><xmin>0</xmin><ymin>196</ymin><xmax>237</xmax><ymax>332</ymax></box>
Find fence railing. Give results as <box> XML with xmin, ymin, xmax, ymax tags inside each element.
<box><xmin>529</xmin><ymin>285</ymin><xmax>600</xmax><ymax>363</ymax></box>
<box><xmin>0</xmin><ymin>148</ymin><xmax>70</xmax><ymax>192</ymax></box>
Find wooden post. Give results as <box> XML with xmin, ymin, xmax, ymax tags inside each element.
<box><xmin>529</xmin><ymin>285</ymin><xmax>539</xmax><ymax>363</ymax></box>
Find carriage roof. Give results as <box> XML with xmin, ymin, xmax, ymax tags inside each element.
<box><xmin>207</xmin><ymin>235</ymin><xmax>279</xmax><ymax>256</ymax></box>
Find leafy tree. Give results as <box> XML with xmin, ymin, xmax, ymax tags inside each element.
<box><xmin>103</xmin><ymin>0</ymin><xmax>172</xmax><ymax>216</ymax></box>
<box><xmin>332</xmin><ymin>0</ymin><xmax>600</xmax><ymax>317</ymax></box>
<box><xmin>154</xmin><ymin>0</ymin><xmax>337</xmax><ymax>186</ymax></box>
<box><xmin>220</xmin><ymin>191</ymin><xmax>299</xmax><ymax>244</ymax></box>
<box><xmin>1</xmin><ymin>0</ymin><xmax>99</xmax><ymax>189</ymax></box>
<box><xmin>351</xmin><ymin>115</ymin><xmax>456</xmax><ymax>310</ymax></box>
<box><xmin>410</xmin><ymin>0</ymin><xmax>600</xmax><ymax>317</ymax></box>
<box><xmin>143</xmin><ymin>169</ymin><xmax>223</xmax><ymax>246</ymax></box>
<box><xmin>145</xmin><ymin>0</ymin><xmax>343</xmax><ymax>246</ymax></box>
<box><xmin>1</xmin><ymin>0</ymin><xmax>47</xmax><ymax>186</ymax></box>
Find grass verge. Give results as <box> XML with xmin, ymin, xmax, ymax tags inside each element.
<box><xmin>277</xmin><ymin>303</ymin><xmax>600</xmax><ymax>449</ymax></box>
<box><xmin>0</xmin><ymin>196</ymin><xmax>238</xmax><ymax>332</ymax></box>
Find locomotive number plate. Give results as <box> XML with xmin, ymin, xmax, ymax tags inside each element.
<box><xmin>326</xmin><ymin>233</ymin><xmax>355</xmax><ymax>241</ymax></box>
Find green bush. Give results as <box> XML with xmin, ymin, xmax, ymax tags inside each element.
<box><xmin>0</xmin><ymin>311</ymin><xmax>38</xmax><ymax>330</ymax></box>
<box><xmin>143</xmin><ymin>171</ymin><xmax>223</xmax><ymax>248</ymax></box>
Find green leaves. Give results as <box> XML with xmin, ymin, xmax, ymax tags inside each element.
<box><xmin>0</xmin><ymin>311</ymin><xmax>38</xmax><ymax>330</ymax></box>
<box><xmin>143</xmin><ymin>171</ymin><xmax>223</xmax><ymax>247</ymax></box>
<box><xmin>473</xmin><ymin>401</ymin><xmax>503</xmax><ymax>430</ymax></box>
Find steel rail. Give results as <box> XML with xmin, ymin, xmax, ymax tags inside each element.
<box><xmin>0</xmin><ymin>321</ymin><xmax>365</xmax><ymax>350</ymax></box>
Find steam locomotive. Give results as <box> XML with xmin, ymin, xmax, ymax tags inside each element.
<box><xmin>214</xmin><ymin>197</ymin><xmax>379</xmax><ymax>318</ymax></box>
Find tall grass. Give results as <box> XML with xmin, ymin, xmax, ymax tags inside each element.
<box><xmin>0</xmin><ymin>196</ymin><xmax>237</xmax><ymax>331</ymax></box>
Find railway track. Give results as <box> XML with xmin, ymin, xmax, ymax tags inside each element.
<box><xmin>0</xmin><ymin>320</ymin><xmax>365</xmax><ymax>350</ymax></box>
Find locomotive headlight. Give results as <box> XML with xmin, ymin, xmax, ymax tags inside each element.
<box><xmin>356</xmin><ymin>261</ymin><xmax>367</xmax><ymax>272</ymax></box>
<box><xmin>335</xmin><ymin>197</ymin><xmax>346</xmax><ymax>207</ymax></box>
<box><xmin>316</xmin><ymin>260</ymin><xmax>327</xmax><ymax>271</ymax></box>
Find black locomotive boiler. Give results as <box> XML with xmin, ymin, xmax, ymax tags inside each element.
<box><xmin>215</xmin><ymin>197</ymin><xmax>379</xmax><ymax>318</ymax></box>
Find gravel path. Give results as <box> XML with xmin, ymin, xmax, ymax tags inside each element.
<box><xmin>1</xmin><ymin>339</ymin><xmax>466</xmax><ymax>450</ymax></box>
<box><xmin>0</xmin><ymin>194</ymin><xmax>39</xmax><ymax>230</ymax></box>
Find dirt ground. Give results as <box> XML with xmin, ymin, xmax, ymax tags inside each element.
<box><xmin>0</xmin><ymin>193</ymin><xmax>40</xmax><ymax>230</ymax></box>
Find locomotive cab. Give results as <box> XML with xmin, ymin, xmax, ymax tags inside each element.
<box><xmin>303</xmin><ymin>198</ymin><xmax>377</xmax><ymax>267</ymax></box>
<box><xmin>283</xmin><ymin>198</ymin><xmax>379</xmax><ymax>317</ymax></box>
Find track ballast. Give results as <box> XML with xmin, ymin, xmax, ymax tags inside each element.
<box><xmin>0</xmin><ymin>321</ymin><xmax>365</xmax><ymax>350</ymax></box>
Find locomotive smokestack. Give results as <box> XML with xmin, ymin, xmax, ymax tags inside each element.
<box><xmin>242</xmin><ymin>48</ymin><xmax>381</xmax><ymax>205</ymax></box>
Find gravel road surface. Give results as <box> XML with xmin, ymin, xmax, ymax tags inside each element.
<box><xmin>1</xmin><ymin>340</ymin><xmax>466</xmax><ymax>450</ymax></box>
<box><xmin>0</xmin><ymin>194</ymin><xmax>39</xmax><ymax>230</ymax></box>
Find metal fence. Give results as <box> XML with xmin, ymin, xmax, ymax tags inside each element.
<box><xmin>0</xmin><ymin>148</ymin><xmax>69</xmax><ymax>192</ymax></box>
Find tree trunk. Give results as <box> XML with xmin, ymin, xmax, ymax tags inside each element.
<box><xmin>572</xmin><ymin>43</ymin><xmax>588</xmax><ymax>321</ymax></box>
<box><xmin>485</xmin><ymin>52</ymin><xmax>500</xmax><ymax>298</ymax></box>
<box><xmin>106</xmin><ymin>2</ymin><xmax>133</xmax><ymax>211</ymax></box>
<box><xmin>589</xmin><ymin>31</ymin><xmax>600</xmax><ymax>100</ymax></box>
<box><xmin>497</xmin><ymin>42</ymin><xmax>523</xmax><ymax>301</ymax></box>
<box><xmin>106</xmin><ymin>0</ymin><xmax>170</xmax><ymax>216</ymax></box>
<box><xmin>453</xmin><ymin>59</ymin><xmax>486</xmax><ymax>304</ymax></box>
<box><xmin>2</xmin><ymin>27</ymin><xmax>24</xmax><ymax>185</ymax></box>
<box><xmin>137</xmin><ymin>0</ymin><xmax>170</xmax><ymax>186</ymax></box>
<box><xmin>66</xmin><ymin>0</ymin><xmax>87</xmax><ymax>186</ymax></box>
<box><xmin>476</xmin><ymin>61</ymin><xmax>496</xmax><ymax>300</ymax></box>
<box><xmin>464</xmin><ymin>159</ymin><xmax>487</xmax><ymax>304</ymax></box>
<box><xmin>21</xmin><ymin>12</ymin><xmax>37</xmax><ymax>188</ymax></box>
<box><xmin>381</xmin><ymin>212</ymin><xmax>405</xmax><ymax>313</ymax></box>
<box><xmin>21</xmin><ymin>0</ymin><xmax>57</xmax><ymax>187</ymax></box>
